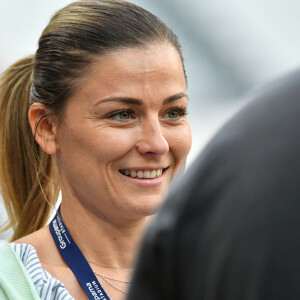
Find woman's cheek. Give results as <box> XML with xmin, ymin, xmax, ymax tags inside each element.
<box><xmin>169</xmin><ymin>124</ymin><xmax>192</xmax><ymax>174</ymax></box>
<box><xmin>175</xmin><ymin>124</ymin><xmax>192</xmax><ymax>157</ymax></box>
<box><xmin>96</xmin><ymin>128</ymin><xmax>137</xmax><ymax>158</ymax></box>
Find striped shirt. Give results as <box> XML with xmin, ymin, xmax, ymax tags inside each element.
<box><xmin>12</xmin><ymin>243</ymin><xmax>74</xmax><ymax>300</ymax></box>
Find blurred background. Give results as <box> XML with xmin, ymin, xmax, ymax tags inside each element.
<box><xmin>1</xmin><ymin>0</ymin><xmax>300</xmax><ymax>239</ymax></box>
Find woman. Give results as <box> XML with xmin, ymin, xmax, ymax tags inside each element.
<box><xmin>0</xmin><ymin>1</ymin><xmax>191</xmax><ymax>299</ymax></box>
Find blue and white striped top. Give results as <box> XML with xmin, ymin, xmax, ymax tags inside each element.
<box><xmin>12</xmin><ymin>243</ymin><xmax>74</xmax><ymax>300</ymax></box>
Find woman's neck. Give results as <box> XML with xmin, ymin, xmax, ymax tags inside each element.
<box><xmin>60</xmin><ymin>199</ymin><xmax>151</xmax><ymax>270</ymax></box>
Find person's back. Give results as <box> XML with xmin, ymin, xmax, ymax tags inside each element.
<box><xmin>127</xmin><ymin>69</ymin><xmax>300</xmax><ymax>300</ymax></box>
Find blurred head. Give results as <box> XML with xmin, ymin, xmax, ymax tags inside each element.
<box><xmin>28</xmin><ymin>0</ymin><xmax>191</xmax><ymax>221</ymax></box>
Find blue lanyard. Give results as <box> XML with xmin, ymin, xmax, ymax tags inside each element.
<box><xmin>49</xmin><ymin>207</ymin><xmax>110</xmax><ymax>300</ymax></box>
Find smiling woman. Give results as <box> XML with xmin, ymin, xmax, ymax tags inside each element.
<box><xmin>54</xmin><ymin>44</ymin><xmax>190</xmax><ymax>222</ymax></box>
<box><xmin>0</xmin><ymin>1</ymin><xmax>191</xmax><ymax>299</ymax></box>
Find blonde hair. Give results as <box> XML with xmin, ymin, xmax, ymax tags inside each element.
<box><xmin>0</xmin><ymin>0</ymin><xmax>184</xmax><ymax>241</ymax></box>
<box><xmin>0</xmin><ymin>56</ymin><xmax>59</xmax><ymax>241</ymax></box>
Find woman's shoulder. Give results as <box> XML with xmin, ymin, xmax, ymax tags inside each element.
<box><xmin>15</xmin><ymin>226</ymin><xmax>52</xmax><ymax>257</ymax></box>
<box><xmin>0</xmin><ymin>227</ymin><xmax>74</xmax><ymax>300</ymax></box>
<box><xmin>14</xmin><ymin>227</ymin><xmax>87</xmax><ymax>299</ymax></box>
<box><xmin>15</xmin><ymin>226</ymin><xmax>65</xmax><ymax>269</ymax></box>
<box><xmin>11</xmin><ymin>241</ymin><xmax>74</xmax><ymax>299</ymax></box>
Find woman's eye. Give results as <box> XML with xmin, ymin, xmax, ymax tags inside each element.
<box><xmin>167</xmin><ymin>110</ymin><xmax>180</xmax><ymax>119</ymax></box>
<box><xmin>118</xmin><ymin>111</ymin><xmax>131</xmax><ymax>119</ymax></box>
<box><xmin>165</xmin><ymin>108</ymin><xmax>187</xmax><ymax>119</ymax></box>
<box><xmin>109</xmin><ymin>110</ymin><xmax>134</xmax><ymax>121</ymax></box>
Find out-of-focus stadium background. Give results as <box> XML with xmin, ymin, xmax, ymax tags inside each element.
<box><xmin>1</xmin><ymin>0</ymin><xmax>300</xmax><ymax>239</ymax></box>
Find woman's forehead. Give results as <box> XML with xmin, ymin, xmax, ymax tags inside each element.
<box><xmin>69</xmin><ymin>44</ymin><xmax>186</xmax><ymax>105</ymax></box>
<box><xmin>91</xmin><ymin>43</ymin><xmax>183</xmax><ymax>75</ymax></box>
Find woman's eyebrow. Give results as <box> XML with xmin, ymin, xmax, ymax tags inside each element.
<box><xmin>163</xmin><ymin>93</ymin><xmax>188</xmax><ymax>104</ymax></box>
<box><xmin>96</xmin><ymin>93</ymin><xmax>188</xmax><ymax>106</ymax></box>
<box><xmin>97</xmin><ymin>97</ymin><xmax>141</xmax><ymax>105</ymax></box>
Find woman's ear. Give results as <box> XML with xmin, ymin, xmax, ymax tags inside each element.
<box><xmin>28</xmin><ymin>103</ymin><xmax>59</xmax><ymax>155</ymax></box>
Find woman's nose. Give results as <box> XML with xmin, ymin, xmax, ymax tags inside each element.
<box><xmin>135</xmin><ymin>119</ymin><xmax>169</xmax><ymax>156</ymax></box>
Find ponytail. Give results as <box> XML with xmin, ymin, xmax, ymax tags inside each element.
<box><xmin>0</xmin><ymin>56</ymin><xmax>60</xmax><ymax>241</ymax></box>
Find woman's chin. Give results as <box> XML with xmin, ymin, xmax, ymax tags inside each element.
<box><xmin>126</xmin><ymin>193</ymin><xmax>166</xmax><ymax>218</ymax></box>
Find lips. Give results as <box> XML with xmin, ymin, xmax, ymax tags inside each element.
<box><xmin>119</xmin><ymin>168</ymin><xmax>164</xmax><ymax>179</ymax></box>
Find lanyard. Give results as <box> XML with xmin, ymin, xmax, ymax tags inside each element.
<box><xmin>49</xmin><ymin>207</ymin><xmax>110</xmax><ymax>300</ymax></box>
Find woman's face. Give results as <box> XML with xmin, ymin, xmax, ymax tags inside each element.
<box><xmin>56</xmin><ymin>43</ymin><xmax>191</xmax><ymax>221</ymax></box>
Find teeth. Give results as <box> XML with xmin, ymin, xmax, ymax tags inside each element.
<box><xmin>150</xmin><ymin>170</ymin><xmax>157</xmax><ymax>178</ymax></box>
<box><xmin>130</xmin><ymin>170</ymin><xmax>136</xmax><ymax>177</ymax></box>
<box><xmin>122</xmin><ymin>169</ymin><xmax>163</xmax><ymax>179</ymax></box>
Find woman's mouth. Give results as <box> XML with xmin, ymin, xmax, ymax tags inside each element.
<box><xmin>119</xmin><ymin>168</ymin><xmax>166</xmax><ymax>179</ymax></box>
